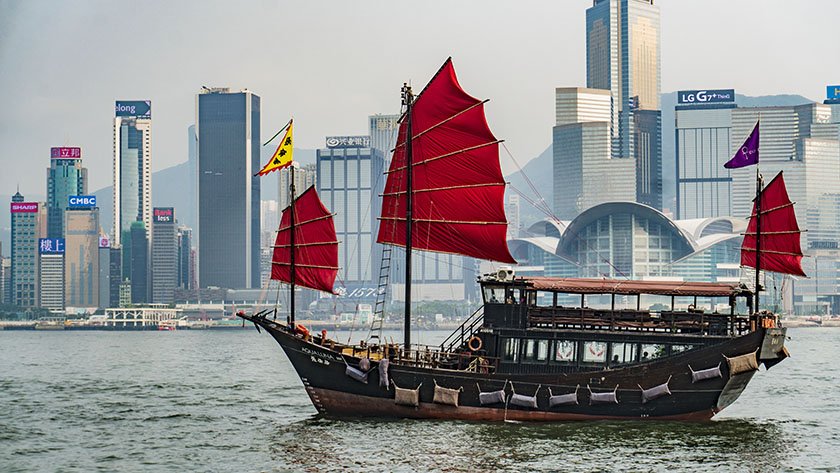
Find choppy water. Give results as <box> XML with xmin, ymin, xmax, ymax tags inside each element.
<box><xmin>1</xmin><ymin>327</ymin><xmax>838</xmax><ymax>472</ymax></box>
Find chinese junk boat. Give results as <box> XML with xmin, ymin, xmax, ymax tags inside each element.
<box><xmin>240</xmin><ymin>58</ymin><xmax>797</xmax><ymax>421</ymax></box>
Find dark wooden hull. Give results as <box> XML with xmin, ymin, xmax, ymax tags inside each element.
<box><xmin>248</xmin><ymin>317</ymin><xmax>785</xmax><ymax>421</ymax></box>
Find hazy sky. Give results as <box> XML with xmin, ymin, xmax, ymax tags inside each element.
<box><xmin>1</xmin><ymin>0</ymin><xmax>838</xmax><ymax>196</ymax></box>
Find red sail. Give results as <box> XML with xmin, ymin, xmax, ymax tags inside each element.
<box><xmin>377</xmin><ymin>58</ymin><xmax>516</xmax><ymax>264</ymax></box>
<box><xmin>741</xmin><ymin>172</ymin><xmax>806</xmax><ymax>277</ymax></box>
<box><xmin>272</xmin><ymin>186</ymin><xmax>339</xmax><ymax>293</ymax></box>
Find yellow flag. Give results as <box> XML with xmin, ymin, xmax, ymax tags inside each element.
<box><xmin>257</xmin><ymin>121</ymin><xmax>294</xmax><ymax>176</ymax></box>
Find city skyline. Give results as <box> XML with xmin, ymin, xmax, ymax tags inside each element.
<box><xmin>1</xmin><ymin>0</ymin><xmax>838</xmax><ymax>195</ymax></box>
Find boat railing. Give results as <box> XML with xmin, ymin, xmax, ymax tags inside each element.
<box><xmin>439</xmin><ymin>305</ymin><xmax>484</xmax><ymax>353</ymax></box>
<box><xmin>396</xmin><ymin>344</ymin><xmax>500</xmax><ymax>374</ymax></box>
<box><xmin>526</xmin><ymin>306</ymin><xmax>750</xmax><ymax>336</ymax></box>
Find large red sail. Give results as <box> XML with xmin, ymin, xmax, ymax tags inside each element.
<box><xmin>272</xmin><ymin>186</ymin><xmax>339</xmax><ymax>293</ymax></box>
<box><xmin>741</xmin><ymin>172</ymin><xmax>806</xmax><ymax>277</ymax></box>
<box><xmin>377</xmin><ymin>58</ymin><xmax>516</xmax><ymax>264</ymax></box>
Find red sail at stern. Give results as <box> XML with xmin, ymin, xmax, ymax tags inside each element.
<box><xmin>741</xmin><ymin>172</ymin><xmax>806</xmax><ymax>277</ymax></box>
<box><xmin>377</xmin><ymin>58</ymin><xmax>516</xmax><ymax>264</ymax></box>
<box><xmin>272</xmin><ymin>186</ymin><xmax>339</xmax><ymax>293</ymax></box>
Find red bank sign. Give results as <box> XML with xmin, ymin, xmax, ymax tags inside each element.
<box><xmin>11</xmin><ymin>202</ymin><xmax>39</xmax><ymax>213</ymax></box>
<box><xmin>51</xmin><ymin>147</ymin><xmax>82</xmax><ymax>159</ymax></box>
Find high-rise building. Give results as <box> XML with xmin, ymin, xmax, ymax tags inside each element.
<box><xmin>113</xmin><ymin>100</ymin><xmax>152</xmax><ymax>247</ymax></box>
<box><xmin>506</xmin><ymin>194</ymin><xmax>521</xmax><ymax>240</ymax></box>
<box><xmin>2</xmin><ymin>257</ymin><xmax>11</xmax><ymax>305</ymax></box>
<box><xmin>38</xmin><ymin>238</ymin><xmax>65</xmax><ymax>311</ymax></box>
<box><xmin>177</xmin><ymin>226</ymin><xmax>194</xmax><ymax>290</ymax></box>
<box><xmin>317</xmin><ymin>135</ymin><xmax>383</xmax><ymax>286</ymax></box>
<box><xmin>196</xmin><ymin>88</ymin><xmax>260</xmax><ymax>289</ymax></box>
<box><xmin>65</xmin><ymin>207</ymin><xmax>100</xmax><ymax>308</ymax></box>
<box><xmin>97</xmin><ymin>236</ymin><xmax>111</xmax><ymax>309</ymax></box>
<box><xmin>46</xmin><ymin>147</ymin><xmax>87</xmax><ymax>238</ymax></box>
<box><xmin>586</xmin><ymin>0</ymin><xmax>662</xmax><ymax>209</ymax></box>
<box><xmin>553</xmin><ymin>88</ymin><xmax>635</xmax><ymax>219</ymax></box>
<box><xmin>109</xmin><ymin>247</ymin><xmax>122</xmax><ymax>308</ymax></box>
<box><xmin>277</xmin><ymin>163</ymin><xmax>317</xmax><ymax>210</ymax></box>
<box><xmin>126</xmin><ymin>221</ymin><xmax>149</xmax><ymax>304</ymax></box>
<box><xmin>10</xmin><ymin>194</ymin><xmax>43</xmax><ymax>307</ymax></box>
<box><xmin>151</xmin><ymin>207</ymin><xmax>177</xmax><ymax>304</ymax></box>
<box><xmin>674</xmin><ymin>89</ymin><xmax>737</xmax><ymax>219</ymax></box>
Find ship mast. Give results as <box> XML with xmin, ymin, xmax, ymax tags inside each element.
<box><xmin>402</xmin><ymin>83</ymin><xmax>414</xmax><ymax>351</ymax></box>
<box><xmin>754</xmin><ymin>169</ymin><xmax>762</xmax><ymax>316</ymax></box>
<box><xmin>289</xmin><ymin>164</ymin><xmax>296</xmax><ymax>326</ymax></box>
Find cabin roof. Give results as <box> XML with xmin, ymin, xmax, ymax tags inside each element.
<box><xmin>522</xmin><ymin>277</ymin><xmax>745</xmax><ymax>297</ymax></box>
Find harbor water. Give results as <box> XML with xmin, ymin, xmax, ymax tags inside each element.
<box><xmin>1</xmin><ymin>327</ymin><xmax>838</xmax><ymax>472</ymax></box>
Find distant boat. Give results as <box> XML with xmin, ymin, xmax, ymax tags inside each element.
<box><xmin>240</xmin><ymin>58</ymin><xmax>794</xmax><ymax>421</ymax></box>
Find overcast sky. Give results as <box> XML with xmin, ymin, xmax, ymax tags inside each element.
<box><xmin>1</xmin><ymin>0</ymin><xmax>838</xmax><ymax>196</ymax></box>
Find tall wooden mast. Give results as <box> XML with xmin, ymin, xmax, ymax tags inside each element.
<box><xmin>754</xmin><ymin>169</ymin><xmax>762</xmax><ymax>315</ymax></box>
<box><xmin>289</xmin><ymin>165</ymin><xmax>296</xmax><ymax>326</ymax></box>
<box><xmin>402</xmin><ymin>83</ymin><xmax>414</xmax><ymax>350</ymax></box>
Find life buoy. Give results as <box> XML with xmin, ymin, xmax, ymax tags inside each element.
<box><xmin>294</xmin><ymin>323</ymin><xmax>310</xmax><ymax>338</ymax></box>
<box><xmin>467</xmin><ymin>336</ymin><xmax>483</xmax><ymax>352</ymax></box>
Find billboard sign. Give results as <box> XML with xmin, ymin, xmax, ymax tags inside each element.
<box><xmin>99</xmin><ymin>235</ymin><xmax>111</xmax><ymax>248</ymax></box>
<box><xmin>677</xmin><ymin>89</ymin><xmax>735</xmax><ymax>105</ymax></box>
<box><xmin>39</xmin><ymin>238</ymin><xmax>65</xmax><ymax>255</ymax></box>
<box><xmin>828</xmin><ymin>85</ymin><xmax>840</xmax><ymax>100</ymax></box>
<box><xmin>115</xmin><ymin>100</ymin><xmax>152</xmax><ymax>118</ymax></box>
<box><xmin>50</xmin><ymin>147</ymin><xmax>82</xmax><ymax>159</ymax></box>
<box><xmin>10</xmin><ymin>202</ymin><xmax>38</xmax><ymax>213</ymax></box>
<box><xmin>68</xmin><ymin>195</ymin><xmax>97</xmax><ymax>208</ymax></box>
<box><xmin>153</xmin><ymin>207</ymin><xmax>174</xmax><ymax>223</ymax></box>
<box><xmin>325</xmin><ymin>136</ymin><xmax>370</xmax><ymax>149</ymax></box>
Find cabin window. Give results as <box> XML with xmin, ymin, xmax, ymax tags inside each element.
<box><xmin>554</xmin><ymin>340</ymin><xmax>577</xmax><ymax>363</ymax></box>
<box><xmin>610</xmin><ymin>342</ymin><xmax>638</xmax><ymax>365</ymax></box>
<box><xmin>640</xmin><ymin>344</ymin><xmax>667</xmax><ymax>361</ymax></box>
<box><xmin>582</xmin><ymin>341</ymin><xmax>607</xmax><ymax>363</ymax></box>
<box><xmin>503</xmin><ymin>338</ymin><xmax>519</xmax><ymax>362</ymax></box>
<box><xmin>671</xmin><ymin>344</ymin><xmax>695</xmax><ymax>354</ymax></box>
<box><xmin>523</xmin><ymin>339</ymin><xmax>537</xmax><ymax>362</ymax></box>
<box><xmin>536</xmin><ymin>339</ymin><xmax>549</xmax><ymax>361</ymax></box>
<box><xmin>484</xmin><ymin>286</ymin><xmax>503</xmax><ymax>304</ymax></box>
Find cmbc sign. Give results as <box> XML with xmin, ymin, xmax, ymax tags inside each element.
<box><xmin>677</xmin><ymin>89</ymin><xmax>735</xmax><ymax>105</ymax></box>
<box><xmin>68</xmin><ymin>195</ymin><xmax>97</xmax><ymax>208</ymax></box>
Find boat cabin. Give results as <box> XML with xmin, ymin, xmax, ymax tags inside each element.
<box><xmin>443</xmin><ymin>272</ymin><xmax>760</xmax><ymax>375</ymax></box>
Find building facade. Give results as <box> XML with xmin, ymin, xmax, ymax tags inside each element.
<box><xmin>127</xmin><ymin>221</ymin><xmax>149</xmax><ymax>304</ymax></box>
<box><xmin>317</xmin><ymin>136</ymin><xmax>383</xmax><ymax>287</ymax></box>
<box><xmin>39</xmin><ymin>238</ymin><xmax>65</xmax><ymax>312</ymax></box>
<box><xmin>10</xmin><ymin>194</ymin><xmax>43</xmax><ymax>307</ymax></box>
<box><xmin>46</xmin><ymin>147</ymin><xmax>87</xmax><ymax>239</ymax></box>
<box><xmin>177</xmin><ymin>226</ymin><xmax>194</xmax><ymax>291</ymax></box>
<box><xmin>151</xmin><ymin>208</ymin><xmax>178</xmax><ymax>304</ymax></box>
<box><xmin>553</xmin><ymin>88</ymin><xmax>635</xmax><ymax>220</ymax></box>
<box><xmin>65</xmin><ymin>207</ymin><xmax>100</xmax><ymax>308</ymax></box>
<box><xmin>675</xmin><ymin>93</ymin><xmax>737</xmax><ymax>219</ymax></box>
<box><xmin>98</xmin><ymin>238</ymin><xmax>111</xmax><ymax>309</ymax></box>
<box><xmin>113</xmin><ymin>100</ymin><xmax>152</xmax><ymax>247</ymax></box>
<box><xmin>196</xmin><ymin>88</ymin><xmax>261</xmax><ymax>289</ymax></box>
<box><xmin>586</xmin><ymin>0</ymin><xmax>662</xmax><ymax>209</ymax></box>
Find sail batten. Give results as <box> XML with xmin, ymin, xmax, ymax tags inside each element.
<box><xmin>272</xmin><ymin>186</ymin><xmax>339</xmax><ymax>293</ymax></box>
<box><xmin>740</xmin><ymin>172</ymin><xmax>806</xmax><ymax>277</ymax></box>
<box><xmin>376</xmin><ymin>58</ymin><xmax>516</xmax><ymax>264</ymax></box>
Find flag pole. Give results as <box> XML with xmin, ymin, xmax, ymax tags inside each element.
<box><xmin>263</xmin><ymin>118</ymin><xmax>293</xmax><ymax>147</ymax></box>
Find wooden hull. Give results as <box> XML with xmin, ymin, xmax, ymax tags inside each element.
<box><xmin>249</xmin><ymin>317</ymin><xmax>784</xmax><ymax>421</ymax></box>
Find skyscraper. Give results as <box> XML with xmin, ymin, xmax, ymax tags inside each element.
<box><xmin>586</xmin><ymin>0</ymin><xmax>662</xmax><ymax>209</ymax></box>
<box><xmin>126</xmin><ymin>221</ymin><xmax>149</xmax><ymax>304</ymax></box>
<box><xmin>196</xmin><ymin>88</ymin><xmax>261</xmax><ymax>289</ymax></box>
<box><xmin>151</xmin><ymin>207</ymin><xmax>177</xmax><ymax>303</ymax></box>
<box><xmin>553</xmin><ymin>88</ymin><xmax>635</xmax><ymax>219</ymax></box>
<box><xmin>65</xmin><ymin>207</ymin><xmax>100</xmax><ymax>308</ymax></box>
<box><xmin>317</xmin><ymin>135</ymin><xmax>383</xmax><ymax>286</ymax></box>
<box><xmin>10</xmin><ymin>193</ymin><xmax>43</xmax><ymax>307</ymax></box>
<box><xmin>277</xmin><ymin>163</ymin><xmax>317</xmax><ymax>210</ymax></box>
<box><xmin>113</xmin><ymin>100</ymin><xmax>152</xmax><ymax>247</ymax></box>
<box><xmin>674</xmin><ymin>89</ymin><xmax>737</xmax><ymax>219</ymax></box>
<box><xmin>177</xmin><ymin>226</ymin><xmax>194</xmax><ymax>291</ymax></box>
<box><xmin>46</xmin><ymin>147</ymin><xmax>87</xmax><ymax>238</ymax></box>
<box><xmin>38</xmin><ymin>238</ymin><xmax>65</xmax><ymax>311</ymax></box>
<box><xmin>98</xmin><ymin>236</ymin><xmax>111</xmax><ymax>309</ymax></box>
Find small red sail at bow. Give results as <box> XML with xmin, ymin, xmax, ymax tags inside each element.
<box><xmin>272</xmin><ymin>186</ymin><xmax>339</xmax><ymax>293</ymax></box>
<box><xmin>741</xmin><ymin>172</ymin><xmax>806</xmax><ymax>277</ymax></box>
<box><xmin>377</xmin><ymin>58</ymin><xmax>516</xmax><ymax>264</ymax></box>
